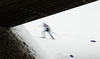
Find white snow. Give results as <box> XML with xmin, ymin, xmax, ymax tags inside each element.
<box><xmin>17</xmin><ymin>1</ymin><xmax>100</xmax><ymax>59</ymax></box>
<box><xmin>11</xmin><ymin>25</ymin><xmax>51</xmax><ymax>59</ymax></box>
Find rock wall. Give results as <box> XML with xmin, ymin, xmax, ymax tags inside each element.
<box><xmin>0</xmin><ymin>26</ymin><xmax>35</xmax><ymax>59</ymax></box>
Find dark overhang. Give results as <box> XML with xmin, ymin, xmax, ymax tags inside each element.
<box><xmin>0</xmin><ymin>0</ymin><xmax>97</xmax><ymax>27</ymax></box>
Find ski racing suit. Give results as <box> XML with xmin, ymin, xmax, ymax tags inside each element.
<box><xmin>42</xmin><ymin>24</ymin><xmax>54</xmax><ymax>39</ymax></box>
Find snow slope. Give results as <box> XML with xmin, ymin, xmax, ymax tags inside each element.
<box><xmin>11</xmin><ymin>25</ymin><xmax>51</xmax><ymax>59</ymax></box>
<box><xmin>24</xmin><ymin>1</ymin><xmax>100</xmax><ymax>59</ymax></box>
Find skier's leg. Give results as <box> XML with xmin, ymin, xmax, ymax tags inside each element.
<box><xmin>42</xmin><ymin>30</ymin><xmax>46</xmax><ymax>38</ymax></box>
<box><xmin>48</xmin><ymin>32</ymin><xmax>54</xmax><ymax>39</ymax></box>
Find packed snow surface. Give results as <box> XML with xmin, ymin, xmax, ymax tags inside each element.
<box><xmin>23</xmin><ymin>1</ymin><xmax>100</xmax><ymax>59</ymax></box>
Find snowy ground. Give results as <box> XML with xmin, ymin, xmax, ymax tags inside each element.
<box><xmin>12</xmin><ymin>25</ymin><xmax>51</xmax><ymax>59</ymax></box>
<box><xmin>22</xmin><ymin>1</ymin><xmax>100</xmax><ymax>59</ymax></box>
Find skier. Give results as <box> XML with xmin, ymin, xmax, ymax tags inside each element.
<box><xmin>42</xmin><ymin>22</ymin><xmax>54</xmax><ymax>39</ymax></box>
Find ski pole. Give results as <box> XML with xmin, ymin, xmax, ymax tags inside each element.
<box><xmin>51</xmin><ymin>31</ymin><xmax>62</xmax><ymax>38</ymax></box>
